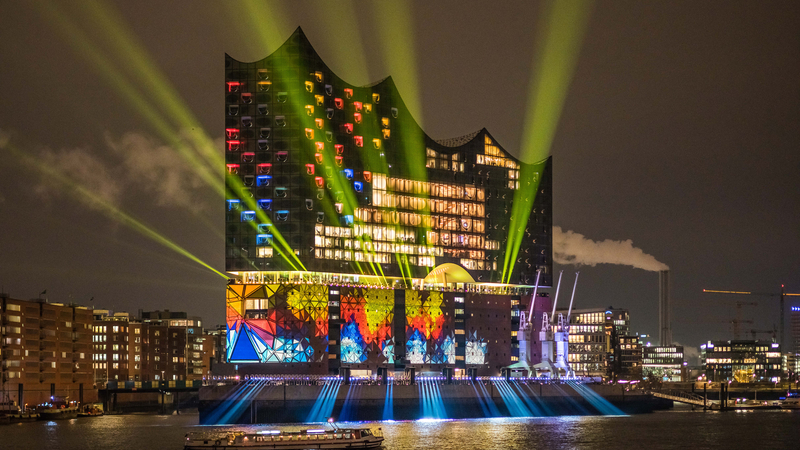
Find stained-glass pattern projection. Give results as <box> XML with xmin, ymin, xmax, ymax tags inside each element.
<box><xmin>465</xmin><ymin>331</ymin><xmax>488</xmax><ymax>365</ymax></box>
<box><xmin>226</xmin><ymin>284</ymin><xmax>328</xmax><ymax>363</ymax></box>
<box><xmin>404</xmin><ymin>290</ymin><xmax>455</xmax><ymax>364</ymax></box>
<box><xmin>339</xmin><ymin>287</ymin><xmax>394</xmax><ymax>364</ymax></box>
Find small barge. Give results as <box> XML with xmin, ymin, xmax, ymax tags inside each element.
<box><xmin>185</xmin><ymin>427</ymin><xmax>384</xmax><ymax>450</ymax></box>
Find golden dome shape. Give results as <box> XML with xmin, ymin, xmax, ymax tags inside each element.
<box><xmin>422</xmin><ymin>263</ymin><xmax>475</xmax><ymax>285</ymax></box>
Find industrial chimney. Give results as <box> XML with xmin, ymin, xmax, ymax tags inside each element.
<box><xmin>659</xmin><ymin>270</ymin><xmax>672</xmax><ymax>346</ymax></box>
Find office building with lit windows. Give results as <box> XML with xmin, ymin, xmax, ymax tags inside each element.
<box><xmin>701</xmin><ymin>340</ymin><xmax>783</xmax><ymax>382</ymax></box>
<box><xmin>559</xmin><ymin>307</ymin><xmax>630</xmax><ymax>379</ymax></box>
<box><xmin>642</xmin><ymin>345</ymin><xmax>684</xmax><ymax>382</ymax></box>
<box><xmin>791</xmin><ymin>305</ymin><xmax>800</xmax><ymax>356</ymax></box>
<box><xmin>223</xmin><ymin>28</ymin><xmax>552</xmax><ymax>375</ymax></box>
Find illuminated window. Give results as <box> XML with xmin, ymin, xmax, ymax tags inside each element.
<box><xmin>314</xmin><ymin>71</ymin><xmax>324</xmax><ymax>83</ymax></box>
<box><xmin>344</xmin><ymin>88</ymin><xmax>353</xmax><ymax>98</ymax></box>
<box><xmin>226</xmin><ymin>164</ymin><xmax>239</xmax><ymax>174</ymax></box>
<box><xmin>305</xmin><ymin>128</ymin><xmax>314</xmax><ymax>139</ymax></box>
<box><xmin>315</xmin><ymin>153</ymin><xmax>324</xmax><ymax>164</ymax></box>
<box><xmin>304</xmin><ymin>81</ymin><xmax>314</xmax><ymax>92</ymax></box>
<box><xmin>226</xmin><ymin>200</ymin><xmax>240</xmax><ymax>211</ymax></box>
<box><xmin>315</xmin><ymin>118</ymin><xmax>324</xmax><ymax>129</ymax></box>
<box><xmin>354</xmin><ymin>112</ymin><xmax>362</xmax><ymax>123</ymax></box>
<box><xmin>276</xmin><ymin>151</ymin><xmax>288</xmax><ymax>162</ymax></box>
<box><xmin>363</xmin><ymin>171</ymin><xmax>372</xmax><ymax>182</ymax></box>
<box><xmin>275</xmin><ymin>187</ymin><xmax>288</xmax><ymax>198</ymax></box>
<box><xmin>242</xmin><ymin>93</ymin><xmax>253</xmax><ymax>104</ymax></box>
<box><xmin>277</xmin><ymin>92</ymin><xmax>288</xmax><ymax>103</ymax></box>
<box><xmin>354</xmin><ymin>136</ymin><xmax>363</xmax><ymax>147</ymax></box>
<box><xmin>335</xmin><ymin>98</ymin><xmax>344</xmax><ymax>109</ymax></box>
<box><xmin>225</xmin><ymin>128</ymin><xmax>239</xmax><ymax>139</ymax></box>
<box><xmin>227</xmin><ymin>140</ymin><xmax>241</xmax><ymax>151</ymax></box>
<box><xmin>335</xmin><ymin>144</ymin><xmax>344</xmax><ymax>155</ymax></box>
<box><xmin>391</xmin><ymin>107</ymin><xmax>398</xmax><ymax>118</ymax></box>
<box><xmin>276</xmin><ymin>210</ymin><xmax>289</xmax><ymax>221</ymax></box>
<box><xmin>241</xmin><ymin>211</ymin><xmax>256</xmax><ymax>222</ymax></box>
<box><xmin>372</xmin><ymin>138</ymin><xmax>381</xmax><ymax>149</ymax></box>
<box><xmin>335</xmin><ymin>156</ymin><xmax>343</xmax><ymax>167</ymax></box>
<box><xmin>315</xmin><ymin>141</ymin><xmax>325</xmax><ymax>152</ymax></box>
<box><xmin>354</xmin><ymin>181</ymin><xmax>363</xmax><ymax>193</ymax></box>
<box><xmin>335</xmin><ymin>203</ymin><xmax>343</xmax><ymax>214</ymax></box>
<box><xmin>305</xmin><ymin>105</ymin><xmax>314</xmax><ymax>115</ymax></box>
<box><xmin>257</xmin><ymin>81</ymin><xmax>271</xmax><ymax>92</ymax></box>
<box><xmin>372</xmin><ymin>93</ymin><xmax>380</xmax><ymax>103</ymax></box>
<box><xmin>257</xmin><ymin>199</ymin><xmax>271</xmax><ymax>210</ymax></box>
<box><xmin>226</xmin><ymin>81</ymin><xmax>242</xmax><ymax>92</ymax></box>
<box><xmin>306</xmin><ymin>164</ymin><xmax>315</xmax><ymax>175</ymax></box>
<box><xmin>256</xmin><ymin>175</ymin><xmax>271</xmax><ymax>187</ymax></box>
<box><xmin>343</xmin><ymin>123</ymin><xmax>353</xmax><ymax>134</ymax></box>
<box><xmin>364</xmin><ymin>103</ymin><xmax>372</xmax><ymax>113</ymax></box>
<box><xmin>257</xmin><ymin>69</ymin><xmax>270</xmax><ymax>80</ymax></box>
<box><xmin>325</xmin><ymin>131</ymin><xmax>333</xmax><ymax>142</ymax></box>
<box><xmin>325</xmin><ymin>84</ymin><xmax>333</xmax><ymax>96</ymax></box>
<box><xmin>343</xmin><ymin>168</ymin><xmax>354</xmax><ymax>180</ymax></box>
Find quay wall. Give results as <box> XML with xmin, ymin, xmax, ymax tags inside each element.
<box><xmin>198</xmin><ymin>383</ymin><xmax>671</xmax><ymax>424</ymax></box>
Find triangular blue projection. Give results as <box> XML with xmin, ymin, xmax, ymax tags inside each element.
<box><xmin>229</xmin><ymin>325</ymin><xmax>260</xmax><ymax>362</ymax></box>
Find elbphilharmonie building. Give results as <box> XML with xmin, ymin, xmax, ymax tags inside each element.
<box><xmin>223</xmin><ymin>28</ymin><xmax>552</xmax><ymax>376</ymax></box>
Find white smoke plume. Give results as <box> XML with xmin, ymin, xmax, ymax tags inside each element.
<box><xmin>553</xmin><ymin>226</ymin><xmax>669</xmax><ymax>271</ymax></box>
<box><xmin>32</xmin><ymin>130</ymin><xmax>221</xmax><ymax>211</ymax></box>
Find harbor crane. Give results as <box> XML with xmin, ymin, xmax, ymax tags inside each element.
<box><xmin>703</xmin><ymin>285</ymin><xmax>800</xmax><ymax>348</ymax></box>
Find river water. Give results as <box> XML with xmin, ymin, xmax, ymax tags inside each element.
<box><xmin>1</xmin><ymin>405</ymin><xmax>798</xmax><ymax>449</ymax></box>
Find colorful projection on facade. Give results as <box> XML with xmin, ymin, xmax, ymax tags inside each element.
<box><xmin>339</xmin><ymin>287</ymin><xmax>394</xmax><ymax>364</ymax></box>
<box><xmin>226</xmin><ymin>284</ymin><xmax>328</xmax><ymax>363</ymax></box>
<box><xmin>404</xmin><ymin>290</ymin><xmax>458</xmax><ymax>364</ymax></box>
<box><xmin>227</xmin><ymin>283</ymin><xmax>489</xmax><ymax>367</ymax></box>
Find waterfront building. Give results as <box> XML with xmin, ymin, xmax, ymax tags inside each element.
<box><xmin>0</xmin><ymin>295</ymin><xmax>94</xmax><ymax>407</ymax></box>
<box><xmin>701</xmin><ymin>340</ymin><xmax>782</xmax><ymax>382</ymax></box>
<box><xmin>613</xmin><ymin>334</ymin><xmax>642</xmax><ymax>381</ymax></box>
<box><xmin>93</xmin><ymin>310</ymin><xmax>209</xmax><ymax>382</ymax></box>
<box><xmin>641</xmin><ymin>345</ymin><xmax>685</xmax><ymax>382</ymax></box>
<box><xmin>559</xmin><ymin>307</ymin><xmax>629</xmax><ymax>379</ymax></box>
<box><xmin>92</xmin><ymin>310</ymin><xmax>142</xmax><ymax>383</ymax></box>
<box><xmin>223</xmin><ymin>28</ymin><xmax>553</xmax><ymax>376</ymax></box>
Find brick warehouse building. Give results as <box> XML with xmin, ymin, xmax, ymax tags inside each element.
<box><xmin>223</xmin><ymin>28</ymin><xmax>553</xmax><ymax>376</ymax></box>
<box><xmin>1</xmin><ymin>295</ymin><xmax>95</xmax><ymax>408</ymax></box>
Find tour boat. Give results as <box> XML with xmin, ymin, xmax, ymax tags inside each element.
<box><xmin>780</xmin><ymin>392</ymin><xmax>800</xmax><ymax>410</ymax></box>
<box><xmin>184</xmin><ymin>427</ymin><xmax>384</xmax><ymax>449</ymax></box>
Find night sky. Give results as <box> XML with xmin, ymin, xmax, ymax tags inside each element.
<box><xmin>1</xmin><ymin>1</ymin><xmax>798</xmax><ymax>360</ymax></box>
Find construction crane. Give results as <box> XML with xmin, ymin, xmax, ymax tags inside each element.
<box><xmin>703</xmin><ymin>285</ymin><xmax>800</xmax><ymax>348</ymax></box>
<box><xmin>749</xmin><ymin>328</ymin><xmax>778</xmax><ymax>340</ymax></box>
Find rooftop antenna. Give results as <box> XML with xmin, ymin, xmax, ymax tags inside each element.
<box><xmin>549</xmin><ymin>270</ymin><xmax>564</xmax><ymax>323</ymax></box>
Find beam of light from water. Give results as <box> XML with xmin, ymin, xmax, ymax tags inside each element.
<box><xmin>382</xmin><ymin>381</ymin><xmax>394</xmax><ymax>421</ymax></box>
<box><xmin>217</xmin><ymin>380</ymin><xmax>267</xmax><ymax>424</ymax></box>
<box><xmin>494</xmin><ymin>380</ymin><xmax>531</xmax><ymax>417</ymax></box>
<box><xmin>319</xmin><ymin>381</ymin><xmax>343</xmax><ymax>422</ymax></box>
<box><xmin>476</xmin><ymin>382</ymin><xmax>501</xmax><ymax>417</ymax></box>
<box><xmin>518</xmin><ymin>382</ymin><xmax>554</xmax><ymax>416</ymax></box>
<box><xmin>503</xmin><ymin>0</ymin><xmax>594</xmax><ymax>283</ymax></box>
<box><xmin>511</xmin><ymin>381</ymin><xmax>543</xmax><ymax>416</ymax></box>
<box><xmin>9</xmin><ymin>144</ymin><xmax>228</xmax><ymax>280</ymax></box>
<box><xmin>551</xmin><ymin>383</ymin><xmax>591</xmax><ymax>415</ymax></box>
<box><xmin>470</xmin><ymin>381</ymin><xmax>491</xmax><ymax>417</ymax></box>
<box><xmin>202</xmin><ymin>381</ymin><xmax>253</xmax><ymax>425</ymax></box>
<box><xmin>417</xmin><ymin>379</ymin><xmax>429</xmax><ymax>418</ymax></box>
<box><xmin>430</xmin><ymin>379</ymin><xmax>447</xmax><ymax>419</ymax></box>
<box><xmin>569</xmin><ymin>382</ymin><xmax>626</xmax><ymax>416</ymax></box>
<box><xmin>338</xmin><ymin>384</ymin><xmax>359</xmax><ymax>422</ymax></box>
<box><xmin>306</xmin><ymin>380</ymin><xmax>335</xmax><ymax>422</ymax></box>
